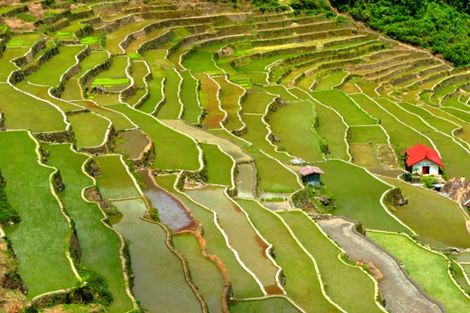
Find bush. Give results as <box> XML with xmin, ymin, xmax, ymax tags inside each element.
<box><xmin>0</xmin><ymin>184</ymin><xmax>20</xmax><ymax>225</ymax></box>
<box><xmin>330</xmin><ymin>0</ymin><xmax>470</xmax><ymax>66</ymax></box>
<box><xmin>420</xmin><ymin>175</ymin><xmax>437</xmax><ymax>188</ymax></box>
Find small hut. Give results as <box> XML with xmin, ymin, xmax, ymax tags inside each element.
<box><xmin>299</xmin><ymin>166</ymin><xmax>324</xmax><ymax>186</ymax></box>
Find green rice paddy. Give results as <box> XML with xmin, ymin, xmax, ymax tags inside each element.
<box><xmin>1</xmin><ymin>2</ymin><xmax>469</xmax><ymax>312</ymax></box>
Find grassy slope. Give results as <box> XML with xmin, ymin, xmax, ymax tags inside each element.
<box><xmin>68</xmin><ymin>112</ymin><xmax>109</xmax><ymax>148</ymax></box>
<box><xmin>312</xmin><ymin>90</ymin><xmax>377</xmax><ymax>125</ymax></box>
<box><xmin>269</xmin><ymin>100</ymin><xmax>323</xmax><ymax>162</ymax></box>
<box><xmin>201</xmin><ymin>143</ymin><xmax>233</xmax><ymax>186</ymax></box>
<box><xmin>45</xmin><ymin>144</ymin><xmax>133</xmax><ymax>312</ymax></box>
<box><xmin>280</xmin><ymin>210</ymin><xmax>383</xmax><ymax>313</ymax></box>
<box><xmin>111</xmin><ymin>104</ymin><xmax>200</xmax><ymax>170</ymax></box>
<box><xmin>0</xmin><ymin>84</ymin><xmax>66</xmax><ymax>132</ymax></box>
<box><xmin>93</xmin><ymin>155</ymin><xmax>140</xmax><ymax>200</ymax></box>
<box><xmin>28</xmin><ymin>45</ymin><xmax>84</xmax><ymax>87</ymax></box>
<box><xmin>236</xmin><ymin>199</ymin><xmax>340</xmax><ymax>313</ymax></box>
<box><xmin>319</xmin><ymin>159</ymin><xmax>409</xmax><ymax>232</ymax></box>
<box><xmin>368</xmin><ymin>231</ymin><xmax>470</xmax><ymax>313</ymax></box>
<box><xmin>0</xmin><ymin>131</ymin><xmax>76</xmax><ymax>297</ymax></box>
<box><xmin>382</xmin><ymin>177</ymin><xmax>470</xmax><ymax>249</ymax></box>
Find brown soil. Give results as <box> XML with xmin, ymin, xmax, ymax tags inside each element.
<box><xmin>3</xmin><ymin>18</ymin><xmax>35</xmax><ymax>31</ymax></box>
<box><xmin>264</xmin><ymin>283</ymin><xmax>284</xmax><ymax>295</ymax></box>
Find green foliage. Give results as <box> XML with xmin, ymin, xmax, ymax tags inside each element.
<box><xmin>292</xmin><ymin>185</ymin><xmax>336</xmax><ymax>213</ymax></box>
<box><xmin>290</xmin><ymin>0</ymin><xmax>331</xmax><ymax>12</ymax></box>
<box><xmin>0</xmin><ymin>176</ymin><xmax>20</xmax><ymax>225</ymax></box>
<box><xmin>16</xmin><ymin>13</ymin><xmax>37</xmax><ymax>23</ymax></box>
<box><xmin>252</xmin><ymin>0</ymin><xmax>288</xmax><ymax>12</ymax></box>
<box><xmin>420</xmin><ymin>175</ymin><xmax>438</xmax><ymax>188</ymax></box>
<box><xmin>77</xmin><ymin>269</ymin><xmax>114</xmax><ymax>306</ymax></box>
<box><xmin>331</xmin><ymin>0</ymin><xmax>470</xmax><ymax>66</ymax></box>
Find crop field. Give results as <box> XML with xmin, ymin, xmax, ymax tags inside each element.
<box><xmin>0</xmin><ymin>0</ymin><xmax>468</xmax><ymax>312</ymax></box>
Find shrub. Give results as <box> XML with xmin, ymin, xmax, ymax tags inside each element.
<box><xmin>0</xmin><ymin>178</ymin><xmax>20</xmax><ymax>225</ymax></box>
<box><xmin>420</xmin><ymin>175</ymin><xmax>438</xmax><ymax>188</ymax></box>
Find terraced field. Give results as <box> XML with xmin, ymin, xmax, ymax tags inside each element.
<box><xmin>0</xmin><ymin>0</ymin><xmax>469</xmax><ymax>312</ymax></box>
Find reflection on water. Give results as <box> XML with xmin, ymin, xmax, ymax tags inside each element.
<box><xmin>140</xmin><ymin>170</ymin><xmax>194</xmax><ymax>232</ymax></box>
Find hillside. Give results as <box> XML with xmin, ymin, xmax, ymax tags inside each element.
<box><xmin>0</xmin><ymin>0</ymin><xmax>469</xmax><ymax>312</ymax></box>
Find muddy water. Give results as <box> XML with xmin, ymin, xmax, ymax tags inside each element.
<box><xmin>318</xmin><ymin>218</ymin><xmax>443</xmax><ymax>313</ymax></box>
<box><xmin>140</xmin><ymin>171</ymin><xmax>195</xmax><ymax>232</ymax></box>
<box><xmin>236</xmin><ymin>163</ymin><xmax>257</xmax><ymax>199</ymax></box>
<box><xmin>112</xmin><ymin>198</ymin><xmax>202</xmax><ymax>313</ymax></box>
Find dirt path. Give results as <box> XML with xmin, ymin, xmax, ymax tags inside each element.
<box><xmin>161</xmin><ymin>119</ymin><xmax>251</xmax><ymax>163</ymax></box>
<box><xmin>318</xmin><ymin>218</ymin><xmax>444</xmax><ymax>313</ymax></box>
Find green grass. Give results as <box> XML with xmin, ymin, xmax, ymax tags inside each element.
<box><xmin>155</xmin><ymin>175</ymin><xmax>263</xmax><ymax>299</ymax></box>
<box><xmin>201</xmin><ymin>143</ymin><xmax>233</xmax><ymax>186</ymax></box>
<box><xmin>111</xmin><ymin>104</ymin><xmax>200</xmax><ymax>170</ymax></box>
<box><xmin>15</xmin><ymin>80</ymin><xmax>80</xmax><ymax>113</ymax></box>
<box><xmin>72</xmin><ymin>100</ymin><xmax>135</xmax><ymax>131</ymax></box>
<box><xmin>62</xmin><ymin>50</ymin><xmax>110</xmax><ymax>100</ymax></box>
<box><xmin>280</xmin><ymin>210</ymin><xmax>383</xmax><ymax>313</ymax></box>
<box><xmin>112</xmin><ymin>198</ymin><xmax>201</xmax><ymax>312</ymax></box>
<box><xmin>313</xmin><ymin>70</ymin><xmax>348</xmax><ymax>91</ymax></box>
<box><xmin>182</xmin><ymin>44</ymin><xmax>225</xmax><ymax>75</ymax></box>
<box><xmin>318</xmin><ymin>159</ymin><xmax>409</xmax><ymax>232</ymax></box>
<box><xmin>399</xmin><ymin>102</ymin><xmax>460</xmax><ymax>136</ymax></box>
<box><xmin>240</xmin><ymin>114</ymin><xmax>290</xmax><ymax>161</ymax></box>
<box><xmin>315</xmin><ymin>102</ymin><xmax>350</xmax><ymax>159</ymax></box>
<box><xmin>242</xmin><ymin>88</ymin><xmax>276</xmax><ymax>114</ymax></box>
<box><xmin>80</xmin><ymin>36</ymin><xmax>100</xmax><ymax>45</ymax></box>
<box><xmin>382</xmin><ymin>177</ymin><xmax>470</xmax><ymax>249</ymax></box>
<box><xmin>442</xmin><ymin>107</ymin><xmax>470</xmax><ymax>124</ymax></box>
<box><xmin>45</xmin><ymin>144</ymin><xmax>134</xmax><ymax>312</ymax></box>
<box><xmin>173</xmin><ymin>233</ymin><xmax>225</xmax><ymax>313</ymax></box>
<box><xmin>0</xmin><ymin>34</ymin><xmax>42</xmax><ymax>81</ymax></box>
<box><xmin>157</xmin><ymin>68</ymin><xmax>182</xmax><ymax>119</ymax></box>
<box><xmin>93</xmin><ymin>155</ymin><xmax>140</xmax><ymax>200</ymax></box>
<box><xmin>0</xmin><ymin>84</ymin><xmax>66</xmax><ymax>132</ymax></box>
<box><xmin>368</xmin><ymin>231</ymin><xmax>470</xmax><ymax>313</ymax></box>
<box><xmin>136</xmin><ymin>75</ymin><xmax>164</xmax><ymax>113</ymax></box>
<box><xmin>28</xmin><ymin>45</ymin><xmax>84</xmax><ymax>87</ymax></box>
<box><xmin>180</xmin><ymin>70</ymin><xmax>202</xmax><ymax>124</ymax></box>
<box><xmin>236</xmin><ymin>199</ymin><xmax>340</xmax><ymax>313</ymax></box>
<box><xmin>186</xmin><ymin>187</ymin><xmax>279</xmax><ymax>291</ymax></box>
<box><xmin>349</xmin><ymin>125</ymin><xmax>388</xmax><ymax>144</ymax></box>
<box><xmin>246</xmin><ymin>146</ymin><xmax>301</xmax><ymax>193</ymax></box>
<box><xmin>351</xmin><ymin>93</ymin><xmax>432</xmax><ymax>152</ymax></box>
<box><xmin>213</xmin><ymin>76</ymin><xmax>244</xmax><ymax>131</ymax></box>
<box><xmin>230</xmin><ymin>297</ymin><xmax>301</xmax><ymax>313</ymax></box>
<box><xmin>269</xmin><ymin>100</ymin><xmax>323</xmax><ymax>162</ymax></box>
<box><xmin>105</xmin><ymin>20</ymin><xmax>155</xmax><ymax>55</ymax></box>
<box><xmin>92</xmin><ymin>55</ymin><xmax>129</xmax><ymax>91</ymax></box>
<box><xmin>262</xmin><ymin>85</ymin><xmax>298</xmax><ymax>101</ymax></box>
<box><xmin>312</xmin><ymin>90</ymin><xmax>376</xmax><ymax>126</ymax></box>
<box><xmin>68</xmin><ymin>112</ymin><xmax>109</xmax><ymax>148</ymax></box>
<box><xmin>0</xmin><ymin>131</ymin><xmax>76</xmax><ymax>297</ymax></box>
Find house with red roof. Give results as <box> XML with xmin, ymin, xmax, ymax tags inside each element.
<box><xmin>406</xmin><ymin>144</ymin><xmax>443</xmax><ymax>175</ymax></box>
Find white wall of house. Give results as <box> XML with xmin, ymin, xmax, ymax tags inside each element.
<box><xmin>411</xmin><ymin>159</ymin><xmax>440</xmax><ymax>175</ymax></box>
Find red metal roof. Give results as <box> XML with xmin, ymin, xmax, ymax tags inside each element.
<box><xmin>406</xmin><ymin>144</ymin><xmax>444</xmax><ymax>167</ymax></box>
<box><xmin>299</xmin><ymin>166</ymin><xmax>324</xmax><ymax>176</ymax></box>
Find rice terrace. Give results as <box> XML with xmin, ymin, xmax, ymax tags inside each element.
<box><xmin>0</xmin><ymin>0</ymin><xmax>470</xmax><ymax>312</ymax></box>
